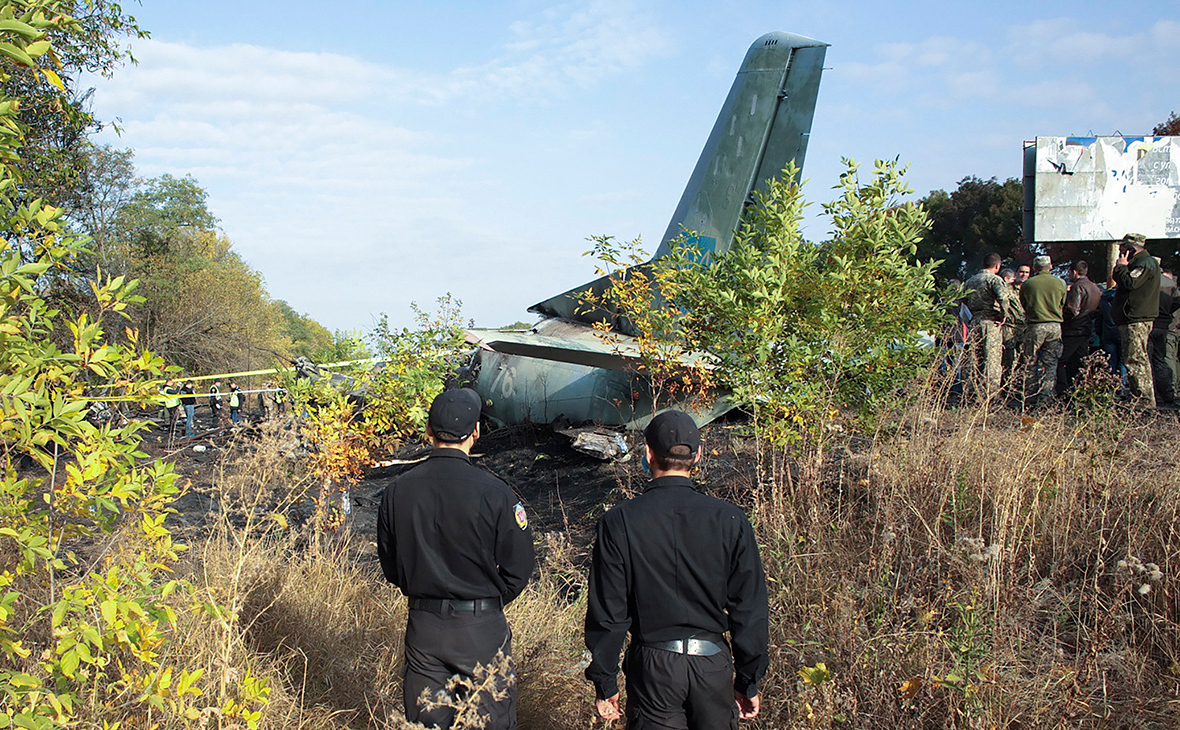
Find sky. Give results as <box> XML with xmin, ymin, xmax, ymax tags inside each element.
<box><xmin>85</xmin><ymin>0</ymin><xmax>1180</xmax><ymax>332</ymax></box>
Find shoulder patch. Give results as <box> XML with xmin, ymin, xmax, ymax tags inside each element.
<box><xmin>1130</xmin><ymin>268</ymin><xmax>1143</xmax><ymax>278</ymax></box>
<box><xmin>513</xmin><ymin>502</ymin><xmax>528</xmax><ymax>530</ymax></box>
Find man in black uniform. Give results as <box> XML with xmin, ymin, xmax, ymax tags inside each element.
<box><xmin>376</xmin><ymin>388</ymin><xmax>534</xmax><ymax>729</ymax></box>
<box><xmin>584</xmin><ymin>410</ymin><xmax>768</xmax><ymax>729</ymax></box>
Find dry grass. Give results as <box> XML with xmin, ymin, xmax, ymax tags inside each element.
<box><xmin>145</xmin><ymin>380</ymin><xmax>1179</xmax><ymax>729</ymax></box>
<box><xmin>748</xmin><ymin>372</ymin><xmax>1180</xmax><ymax>729</ymax></box>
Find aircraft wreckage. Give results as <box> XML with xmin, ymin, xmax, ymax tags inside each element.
<box><xmin>464</xmin><ymin>31</ymin><xmax>828</xmax><ymax>430</ymax></box>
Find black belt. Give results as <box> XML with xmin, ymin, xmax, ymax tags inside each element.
<box><xmin>408</xmin><ymin>597</ymin><xmax>501</xmax><ymax>614</ymax></box>
<box><xmin>643</xmin><ymin>636</ymin><xmax>725</xmax><ymax>657</ymax></box>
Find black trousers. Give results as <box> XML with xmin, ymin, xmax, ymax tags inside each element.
<box><xmin>624</xmin><ymin>644</ymin><xmax>737</xmax><ymax>730</ymax></box>
<box><xmin>1149</xmin><ymin>327</ymin><xmax>1175</xmax><ymax>403</ymax></box>
<box><xmin>403</xmin><ymin>606</ymin><xmax>515</xmax><ymax>729</ymax></box>
<box><xmin>1057</xmin><ymin>335</ymin><xmax>1091</xmax><ymax>395</ymax></box>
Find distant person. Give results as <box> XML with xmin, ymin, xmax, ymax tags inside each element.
<box><xmin>1167</xmin><ymin>269</ymin><xmax>1180</xmax><ymax>393</ymax></box>
<box><xmin>160</xmin><ymin>378</ymin><xmax>181</xmax><ymax>435</ymax></box>
<box><xmin>999</xmin><ymin>267</ymin><xmax>1025</xmax><ymax>386</ymax></box>
<box><xmin>1150</xmin><ymin>265</ymin><xmax>1178</xmax><ymax>405</ymax></box>
<box><xmin>963</xmin><ymin>253</ymin><xmax>1020</xmax><ymax>399</ymax></box>
<box><xmin>1098</xmin><ymin>286</ymin><xmax>1124</xmax><ymax>377</ymax></box>
<box><xmin>260</xmin><ymin>380</ymin><xmax>277</xmax><ymax>420</ymax></box>
<box><xmin>585</xmin><ymin>411</ymin><xmax>768</xmax><ymax>730</ymax></box>
<box><xmin>209</xmin><ymin>379</ymin><xmax>224</xmax><ymax>427</ymax></box>
<box><xmin>377</xmin><ymin>388</ymin><xmax>534</xmax><ymax>730</ymax></box>
<box><xmin>1019</xmin><ymin>256</ymin><xmax>1066</xmax><ymax>405</ymax></box>
<box><xmin>1058</xmin><ymin>260</ymin><xmax>1101</xmax><ymax>395</ymax></box>
<box><xmin>1112</xmin><ymin>233</ymin><xmax>1161</xmax><ymax>407</ymax></box>
<box><xmin>228</xmin><ymin>382</ymin><xmax>243</xmax><ymax>424</ymax></box>
<box><xmin>1015</xmin><ymin>264</ymin><xmax>1031</xmax><ymax>289</ymax></box>
<box><xmin>180</xmin><ymin>381</ymin><xmax>197</xmax><ymax>437</ymax></box>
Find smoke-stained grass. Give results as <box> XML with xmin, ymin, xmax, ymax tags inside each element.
<box><xmin>151</xmin><ymin>383</ymin><xmax>1179</xmax><ymax>729</ymax></box>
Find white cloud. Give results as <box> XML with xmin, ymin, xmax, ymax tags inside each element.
<box><xmin>85</xmin><ymin>0</ymin><xmax>673</xmax><ymax>331</ymax></box>
<box><xmin>1005</xmin><ymin>18</ymin><xmax>1180</xmax><ymax>67</ymax></box>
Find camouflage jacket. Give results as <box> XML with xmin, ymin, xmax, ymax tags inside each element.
<box><xmin>964</xmin><ymin>270</ymin><xmax>1017</xmax><ymax>322</ymax></box>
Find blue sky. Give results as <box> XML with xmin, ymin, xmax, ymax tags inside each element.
<box><xmin>87</xmin><ymin>1</ymin><xmax>1180</xmax><ymax>332</ymax></box>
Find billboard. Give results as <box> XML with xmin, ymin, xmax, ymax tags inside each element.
<box><xmin>1025</xmin><ymin>136</ymin><xmax>1180</xmax><ymax>243</ymax></box>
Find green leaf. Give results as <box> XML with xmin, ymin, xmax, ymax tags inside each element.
<box><xmin>0</xmin><ymin>19</ymin><xmax>41</xmax><ymax>40</ymax></box>
<box><xmin>0</xmin><ymin>41</ymin><xmax>33</xmax><ymax>67</ymax></box>
<box><xmin>22</xmin><ymin>40</ymin><xmax>48</xmax><ymax>57</ymax></box>
<box><xmin>7</xmin><ymin>672</ymin><xmax>40</xmax><ymax>688</ymax></box>
<box><xmin>58</xmin><ymin>648</ymin><xmax>79</xmax><ymax>678</ymax></box>
<box><xmin>100</xmin><ymin>599</ymin><xmax>117</xmax><ymax>625</ymax></box>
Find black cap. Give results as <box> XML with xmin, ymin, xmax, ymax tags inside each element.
<box><xmin>644</xmin><ymin>410</ymin><xmax>701</xmax><ymax>459</ymax></box>
<box><xmin>428</xmin><ymin>388</ymin><xmax>482</xmax><ymax>441</ymax></box>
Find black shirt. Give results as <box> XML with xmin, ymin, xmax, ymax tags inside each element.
<box><xmin>179</xmin><ymin>385</ymin><xmax>195</xmax><ymax>406</ymax></box>
<box><xmin>584</xmin><ymin>475</ymin><xmax>769</xmax><ymax>700</ymax></box>
<box><xmin>376</xmin><ymin>448</ymin><xmax>534</xmax><ymax>605</ymax></box>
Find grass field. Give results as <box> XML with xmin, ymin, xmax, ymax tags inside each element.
<box><xmin>157</xmin><ymin>378</ymin><xmax>1180</xmax><ymax>729</ymax></box>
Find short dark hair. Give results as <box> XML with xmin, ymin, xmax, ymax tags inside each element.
<box><xmin>650</xmin><ymin>444</ymin><xmax>696</xmax><ymax>472</ymax></box>
<box><xmin>1070</xmin><ymin>260</ymin><xmax>1089</xmax><ymax>275</ymax></box>
<box><xmin>433</xmin><ymin>430</ymin><xmax>467</xmax><ymax>444</ymax></box>
<box><xmin>983</xmin><ymin>252</ymin><xmax>1002</xmax><ymax>269</ymax></box>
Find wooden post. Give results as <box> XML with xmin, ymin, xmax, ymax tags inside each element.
<box><xmin>1107</xmin><ymin>240</ymin><xmax>1120</xmax><ymax>288</ymax></box>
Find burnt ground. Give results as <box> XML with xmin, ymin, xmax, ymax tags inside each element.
<box><xmin>345</xmin><ymin>414</ymin><xmax>764</xmax><ymax>567</ymax></box>
<box><xmin>352</xmin><ymin>424</ymin><xmax>636</xmax><ymax>556</ymax></box>
<box><xmin>145</xmin><ymin>411</ymin><xmax>764</xmax><ymax>570</ymax></box>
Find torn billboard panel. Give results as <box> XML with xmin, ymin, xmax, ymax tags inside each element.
<box><xmin>1026</xmin><ymin>136</ymin><xmax>1180</xmax><ymax>242</ymax></box>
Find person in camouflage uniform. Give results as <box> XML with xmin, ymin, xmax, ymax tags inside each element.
<box><xmin>999</xmin><ymin>268</ymin><xmax>1026</xmax><ymax>386</ymax></box>
<box><xmin>1164</xmin><ymin>268</ymin><xmax>1180</xmax><ymax>395</ymax></box>
<box><xmin>964</xmin><ymin>253</ymin><xmax>1019</xmax><ymax>399</ymax></box>
<box><xmin>1019</xmin><ymin>256</ymin><xmax>1067</xmax><ymax>405</ymax></box>
<box><xmin>1112</xmin><ymin>233</ymin><xmax>1161</xmax><ymax>407</ymax></box>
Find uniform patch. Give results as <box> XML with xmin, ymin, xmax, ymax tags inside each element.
<box><xmin>513</xmin><ymin>502</ymin><xmax>528</xmax><ymax>530</ymax></box>
<box><xmin>1131</xmin><ymin>268</ymin><xmax>1143</xmax><ymax>278</ymax></box>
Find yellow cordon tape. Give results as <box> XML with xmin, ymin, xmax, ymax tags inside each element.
<box><xmin>84</xmin><ymin>358</ymin><xmax>376</xmax><ymax>404</ymax></box>
<box><xmin>94</xmin><ymin>388</ymin><xmax>290</xmax><ymax>404</ymax></box>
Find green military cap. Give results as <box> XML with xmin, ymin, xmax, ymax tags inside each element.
<box><xmin>1122</xmin><ymin>232</ymin><xmax>1147</xmax><ymax>246</ymax></box>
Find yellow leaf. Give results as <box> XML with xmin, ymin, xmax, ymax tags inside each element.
<box><xmin>899</xmin><ymin>676</ymin><xmax>922</xmax><ymax>699</ymax></box>
<box><xmin>40</xmin><ymin>67</ymin><xmax>63</xmax><ymax>91</ymax></box>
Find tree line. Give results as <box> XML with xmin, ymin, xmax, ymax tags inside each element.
<box><xmin>2</xmin><ymin>0</ymin><xmax>347</xmax><ymax>377</ymax></box>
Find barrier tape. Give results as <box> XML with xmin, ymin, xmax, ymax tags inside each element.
<box><xmin>91</xmin><ymin>388</ymin><xmax>291</xmax><ymax>405</ymax></box>
<box><xmin>89</xmin><ymin>358</ymin><xmax>377</xmax><ymax>390</ymax></box>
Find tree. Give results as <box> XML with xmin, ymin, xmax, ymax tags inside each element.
<box><xmin>668</xmin><ymin>159</ymin><xmax>942</xmax><ymax>444</ymax></box>
<box><xmin>112</xmin><ymin>172</ymin><xmax>219</xmax><ymax>259</ymax></box>
<box><xmin>276</xmin><ymin>300</ymin><xmax>334</xmax><ymax>360</ymax></box>
<box><xmin>1154</xmin><ymin>112</ymin><xmax>1180</xmax><ymax>136</ymax></box>
<box><xmin>0</xmin><ymin>5</ymin><xmax>243</xmax><ymax>727</ymax></box>
<box><xmin>916</xmin><ymin>176</ymin><xmax>1024</xmax><ymax>281</ymax></box>
<box><xmin>2</xmin><ymin>1</ymin><xmax>145</xmax><ymax>213</ymax></box>
<box><xmin>131</xmin><ymin>229</ymin><xmax>288</xmax><ymax>373</ymax></box>
<box><xmin>69</xmin><ymin>143</ymin><xmax>135</xmax><ymax>256</ymax></box>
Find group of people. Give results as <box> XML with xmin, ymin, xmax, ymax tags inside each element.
<box><xmin>959</xmin><ymin>233</ymin><xmax>1179</xmax><ymax>408</ymax></box>
<box><xmin>158</xmin><ymin>378</ymin><xmax>286</xmax><ymax>437</ymax></box>
<box><xmin>376</xmin><ymin>389</ymin><xmax>767</xmax><ymax>729</ymax></box>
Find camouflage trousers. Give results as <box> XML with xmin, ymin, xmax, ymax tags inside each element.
<box><xmin>1167</xmin><ymin>330</ymin><xmax>1180</xmax><ymax>394</ymax></box>
<box><xmin>1120</xmin><ymin>321</ymin><xmax>1155</xmax><ymax>408</ymax></box>
<box><xmin>967</xmin><ymin>319</ymin><xmax>1004</xmax><ymax>398</ymax></box>
<box><xmin>1022</xmin><ymin>322</ymin><xmax>1062</xmax><ymax>403</ymax></box>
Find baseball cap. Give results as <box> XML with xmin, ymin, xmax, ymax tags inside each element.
<box><xmin>644</xmin><ymin>410</ymin><xmax>701</xmax><ymax>459</ymax></box>
<box><xmin>428</xmin><ymin>388</ymin><xmax>482</xmax><ymax>441</ymax></box>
